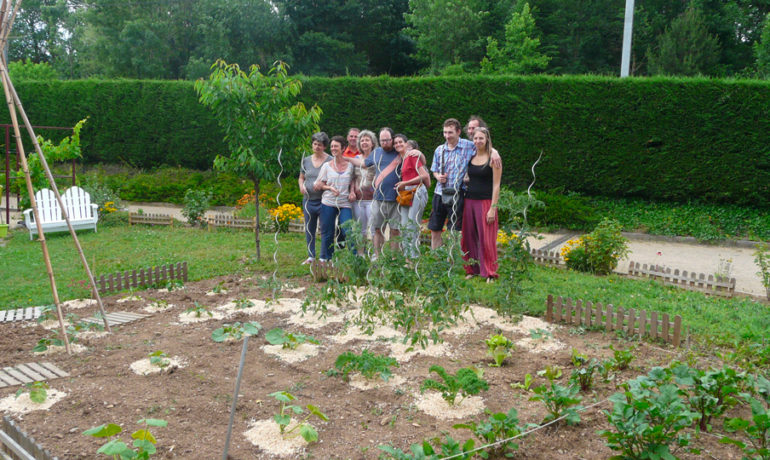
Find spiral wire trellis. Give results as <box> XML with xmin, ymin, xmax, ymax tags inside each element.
<box><xmin>271</xmin><ymin>147</ymin><xmax>283</xmax><ymax>300</ymax></box>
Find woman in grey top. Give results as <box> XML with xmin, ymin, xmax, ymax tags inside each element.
<box><xmin>298</xmin><ymin>132</ymin><xmax>331</xmax><ymax>264</ymax></box>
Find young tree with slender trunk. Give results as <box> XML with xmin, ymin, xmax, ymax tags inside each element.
<box><xmin>195</xmin><ymin>60</ymin><xmax>322</xmax><ymax>260</ymax></box>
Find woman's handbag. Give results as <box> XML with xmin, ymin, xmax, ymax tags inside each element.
<box><xmin>397</xmin><ymin>188</ymin><xmax>416</xmax><ymax>206</ymax></box>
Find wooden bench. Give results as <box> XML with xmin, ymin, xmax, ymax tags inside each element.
<box><xmin>23</xmin><ymin>186</ymin><xmax>98</xmax><ymax>240</ymax></box>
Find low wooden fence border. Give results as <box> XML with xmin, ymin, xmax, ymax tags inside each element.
<box><xmin>95</xmin><ymin>262</ymin><xmax>188</xmax><ymax>295</ymax></box>
<box><xmin>628</xmin><ymin>261</ymin><xmax>736</xmax><ymax>298</ymax></box>
<box><xmin>529</xmin><ymin>249</ymin><xmax>561</xmax><ymax>265</ymax></box>
<box><xmin>128</xmin><ymin>212</ymin><xmax>173</xmax><ymax>226</ymax></box>
<box><xmin>1</xmin><ymin>416</ymin><xmax>58</xmax><ymax>460</ymax></box>
<box><xmin>206</xmin><ymin>214</ymin><xmax>255</xmax><ymax>230</ymax></box>
<box><xmin>546</xmin><ymin>294</ymin><xmax>684</xmax><ymax>347</ymax></box>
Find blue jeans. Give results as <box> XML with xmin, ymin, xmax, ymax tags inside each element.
<box><xmin>320</xmin><ymin>204</ymin><xmax>353</xmax><ymax>260</ymax></box>
<box><xmin>302</xmin><ymin>198</ymin><xmax>322</xmax><ymax>258</ymax></box>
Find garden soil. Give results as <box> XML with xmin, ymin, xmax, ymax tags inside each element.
<box><xmin>0</xmin><ymin>275</ymin><xmax>744</xmax><ymax>459</ymax></box>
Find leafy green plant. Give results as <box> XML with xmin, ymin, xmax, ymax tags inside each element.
<box><xmin>268</xmin><ymin>391</ymin><xmax>328</xmax><ymax>443</ymax></box>
<box><xmin>537</xmin><ymin>365</ymin><xmax>562</xmax><ymax>382</ymax></box>
<box><xmin>83</xmin><ymin>418</ymin><xmax>168</xmax><ymax>459</ymax></box>
<box><xmin>571</xmin><ymin>347</ymin><xmax>589</xmax><ymax>367</ymax></box>
<box><xmin>379</xmin><ymin>435</ymin><xmax>475</xmax><ymax>460</ymax></box>
<box><xmin>33</xmin><ymin>336</ymin><xmax>64</xmax><ymax>352</ymax></box>
<box><xmin>265</xmin><ymin>328</ymin><xmax>319</xmax><ymax>350</ymax></box>
<box><xmin>211</xmin><ymin>321</ymin><xmax>262</xmax><ymax>342</ymax></box>
<box><xmin>210</xmin><ymin>281</ymin><xmax>225</xmax><ymax>294</ymax></box>
<box><xmin>454</xmin><ymin>408</ymin><xmax>523</xmax><ymax>458</ymax></box>
<box><xmin>570</xmin><ymin>359</ymin><xmax>599</xmax><ymax>392</ymax></box>
<box><xmin>485</xmin><ymin>333</ymin><xmax>514</xmax><ymax>367</ymax></box>
<box><xmin>15</xmin><ymin>381</ymin><xmax>49</xmax><ymax>404</ymax></box>
<box><xmin>234</xmin><ymin>298</ymin><xmax>255</xmax><ymax>309</ymax></box>
<box><xmin>599</xmin><ymin>370</ymin><xmax>700</xmax><ymax>459</ymax></box>
<box><xmin>678</xmin><ymin>364</ymin><xmax>744</xmax><ymax>432</ymax></box>
<box><xmin>510</xmin><ymin>373</ymin><xmax>534</xmax><ymax>391</ymax></box>
<box><xmin>36</xmin><ymin>304</ymin><xmax>57</xmax><ymax>324</ymax></box>
<box><xmin>148</xmin><ymin>351</ymin><xmax>170</xmax><ymax>369</ymax></box>
<box><xmin>755</xmin><ymin>242</ymin><xmax>770</xmax><ymax>297</ymax></box>
<box><xmin>330</xmin><ymin>350</ymin><xmax>399</xmax><ymax>382</ymax></box>
<box><xmin>529</xmin><ymin>328</ymin><xmax>552</xmax><ymax>340</ymax></box>
<box><xmin>163</xmin><ymin>279</ymin><xmax>184</xmax><ymax>291</ymax></box>
<box><xmin>185</xmin><ymin>302</ymin><xmax>212</xmax><ymax>318</ymax></box>
<box><xmin>609</xmin><ymin>344</ymin><xmax>635</xmax><ymax>371</ymax></box>
<box><xmin>530</xmin><ymin>381</ymin><xmax>583</xmax><ymax>425</ymax></box>
<box><xmin>721</xmin><ymin>376</ymin><xmax>770</xmax><ymax>460</ymax></box>
<box><xmin>420</xmin><ymin>365</ymin><xmax>489</xmax><ymax>406</ymax></box>
<box><xmin>181</xmin><ymin>188</ymin><xmax>212</xmax><ymax>226</ymax></box>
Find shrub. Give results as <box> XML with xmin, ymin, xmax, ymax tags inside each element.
<box><xmin>563</xmin><ymin>218</ymin><xmax>629</xmax><ymax>274</ymax></box>
<box><xmin>181</xmin><ymin>189</ymin><xmax>211</xmax><ymax>226</ymax></box>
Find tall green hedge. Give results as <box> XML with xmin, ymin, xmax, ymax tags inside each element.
<box><xmin>6</xmin><ymin>75</ymin><xmax>770</xmax><ymax>207</ymax></box>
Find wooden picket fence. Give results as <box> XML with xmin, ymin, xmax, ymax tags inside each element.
<box><xmin>627</xmin><ymin>261</ymin><xmax>736</xmax><ymax>298</ymax></box>
<box><xmin>206</xmin><ymin>214</ymin><xmax>255</xmax><ymax>231</ymax></box>
<box><xmin>95</xmin><ymin>262</ymin><xmax>188</xmax><ymax>295</ymax></box>
<box><xmin>546</xmin><ymin>294</ymin><xmax>684</xmax><ymax>347</ymax></box>
<box><xmin>1</xmin><ymin>416</ymin><xmax>58</xmax><ymax>460</ymax></box>
<box><xmin>529</xmin><ymin>248</ymin><xmax>561</xmax><ymax>265</ymax></box>
<box><xmin>128</xmin><ymin>212</ymin><xmax>173</xmax><ymax>226</ymax></box>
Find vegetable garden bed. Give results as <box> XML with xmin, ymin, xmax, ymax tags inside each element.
<box><xmin>0</xmin><ymin>275</ymin><xmax>758</xmax><ymax>459</ymax></box>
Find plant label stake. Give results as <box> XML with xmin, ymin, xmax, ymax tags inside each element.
<box><xmin>222</xmin><ymin>335</ymin><xmax>249</xmax><ymax>460</ymax></box>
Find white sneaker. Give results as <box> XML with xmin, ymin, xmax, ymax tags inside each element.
<box><xmin>301</xmin><ymin>257</ymin><xmax>314</xmax><ymax>265</ymax></box>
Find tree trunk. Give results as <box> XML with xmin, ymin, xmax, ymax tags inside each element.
<box><xmin>254</xmin><ymin>179</ymin><xmax>261</xmax><ymax>260</ymax></box>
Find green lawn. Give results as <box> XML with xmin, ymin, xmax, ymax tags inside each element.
<box><xmin>1</xmin><ymin>224</ymin><xmax>767</xmax><ymax>354</ymax></box>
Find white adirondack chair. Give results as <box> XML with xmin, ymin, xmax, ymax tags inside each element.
<box><xmin>23</xmin><ymin>186</ymin><xmax>99</xmax><ymax>240</ymax></box>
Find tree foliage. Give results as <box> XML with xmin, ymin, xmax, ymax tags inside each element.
<box><xmin>481</xmin><ymin>3</ymin><xmax>549</xmax><ymax>74</ymax></box>
<box><xmin>756</xmin><ymin>13</ymin><xmax>770</xmax><ymax>78</ymax></box>
<box><xmin>194</xmin><ymin>60</ymin><xmax>321</xmax><ymax>258</ymax></box>
<box><xmin>647</xmin><ymin>7</ymin><xmax>721</xmax><ymax>76</ymax></box>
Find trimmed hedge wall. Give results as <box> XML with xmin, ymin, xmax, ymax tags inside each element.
<box><xmin>6</xmin><ymin>75</ymin><xmax>770</xmax><ymax>207</ymax></box>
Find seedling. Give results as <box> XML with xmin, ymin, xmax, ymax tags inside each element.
<box><xmin>722</xmin><ymin>393</ymin><xmax>770</xmax><ymax>459</ymax></box>
<box><xmin>148</xmin><ymin>351</ymin><xmax>170</xmax><ymax>369</ymax></box>
<box><xmin>570</xmin><ymin>348</ymin><xmax>589</xmax><ymax>367</ymax></box>
<box><xmin>36</xmin><ymin>304</ymin><xmax>57</xmax><ymax>324</ymax></box>
<box><xmin>420</xmin><ymin>365</ymin><xmax>489</xmax><ymax>406</ymax></box>
<box><xmin>529</xmin><ymin>328</ymin><xmax>552</xmax><ymax>340</ymax></box>
<box><xmin>83</xmin><ymin>418</ymin><xmax>168</xmax><ymax>459</ymax></box>
<box><xmin>265</xmin><ymin>328</ymin><xmax>319</xmax><ymax>350</ymax></box>
<box><xmin>33</xmin><ymin>336</ymin><xmax>64</xmax><ymax>352</ymax></box>
<box><xmin>15</xmin><ymin>381</ymin><xmax>49</xmax><ymax>404</ymax></box>
<box><xmin>485</xmin><ymin>333</ymin><xmax>514</xmax><ymax>367</ymax></box>
<box><xmin>570</xmin><ymin>359</ymin><xmax>599</xmax><ymax>392</ymax></box>
<box><xmin>211</xmin><ymin>321</ymin><xmax>262</xmax><ymax>342</ymax></box>
<box><xmin>454</xmin><ymin>408</ymin><xmax>523</xmax><ymax>458</ymax></box>
<box><xmin>164</xmin><ymin>279</ymin><xmax>184</xmax><ymax>291</ymax></box>
<box><xmin>234</xmin><ymin>298</ymin><xmax>255</xmax><ymax>309</ymax></box>
<box><xmin>185</xmin><ymin>302</ymin><xmax>212</xmax><ymax>318</ymax></box>
<box><xmin>268</xmin><ymin>391</ymin><xmax>328</xmax><ymax>443</ymax></box>
<box><xmin>530</xmin><ymin>381</ymin><xmax>584</xmax><ymax>425</ymax></box>
<box><xmin>329</xmin><ymin>350</ymin><xmax>399</xmax><ymax>382</ymax></box>
<box><xmin>379</xmin><ymin>435</ymin><xmax>475</xmax><ymax>460</ymax></box>
<box><xmin>537</xmin><ymin>365</ymin><xmax>563</xmax><ymax>383</ymax></box>
<box><xmin>510</xmin><ymin>373</ymin><xmax>534</xmax><ymax>392</ymax></box>
<box><xmin>609</xmin><ymin>344</ymin><xmax>635</xmax><ymax>370</ymax></box>
<box><xmin>211</xmin><ymin>281</ymin><xmax>226</xmax><ymax>294</ymax></box>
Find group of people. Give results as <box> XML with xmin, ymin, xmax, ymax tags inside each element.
<box><xmin>298</xmin><ymin>116</ymin><xmax>502</xmax><ymax>282</ymax></box>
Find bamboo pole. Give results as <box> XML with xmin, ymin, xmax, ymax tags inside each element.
<box><xmin>0</xmin><ymin>1</ymin><xmax>110</xmax><ymax>336</ymax></box>
<box><xmin>0</xmin><ymin>55</ymin><xmax>71</xmax><ymax>355</ymax></box>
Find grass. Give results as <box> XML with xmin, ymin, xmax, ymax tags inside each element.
<box><xmin>0</xmin><ymin>224</ymin><xmax>307</xmax><ymax>309</ymax></box>
<box><xmin>1</xmin><ymin>224</ymin><xmax>767</xmax><ymax>353</ymax></box>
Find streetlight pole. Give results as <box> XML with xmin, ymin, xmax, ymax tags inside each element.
<box><xmin>621</xmin><ymin>0</ymin><xmax>635</xmax><ymax>77</ymax></box>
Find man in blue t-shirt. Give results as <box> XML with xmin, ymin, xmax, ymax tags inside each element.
<box><xmin>365</xmin><ymin>127</ymin><xmax>401</xmax><ymax>256</ymax></box>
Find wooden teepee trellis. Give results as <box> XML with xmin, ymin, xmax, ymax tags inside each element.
<box><xmin>0</xmin><ymin>0</ymin><xmax>111</xmax><ymax>354</ymax></box>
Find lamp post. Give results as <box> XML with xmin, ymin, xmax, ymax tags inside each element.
<box><xmin>621</xmin><ymin>0</ymin><xmax>635</xmax><ymax>77</ymax></box>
